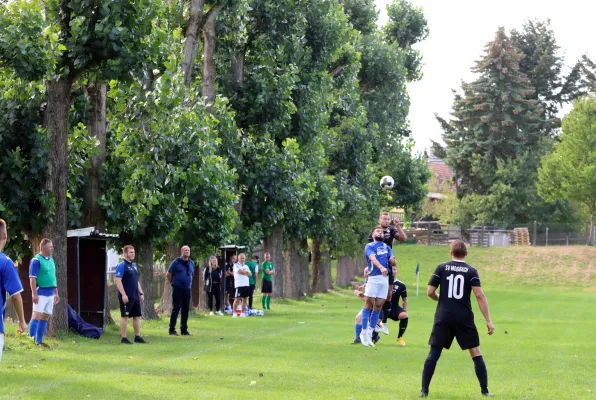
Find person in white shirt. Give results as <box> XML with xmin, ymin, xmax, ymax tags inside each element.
<box><xmin>232</xmin><ymin>253</ymin><xmax>252</xmax><ymax>318</ymax></box>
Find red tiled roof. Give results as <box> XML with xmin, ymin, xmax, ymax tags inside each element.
<box><xmin>428</xmin><ymin>161</ymin><xmax>454</xmax><ymax>184</ymax></box>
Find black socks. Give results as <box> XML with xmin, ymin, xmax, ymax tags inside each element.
<box><xmin>421</xmin><ymin>346</ymin><xmax>443</xmax><ymax>393</ymax></box>
<box><xmin>473</xmin><ymin>355</ymin><xmax>489</xmax><ymax>394</ymax></box>
<box><xmin>398</xmin><ymin>317</ymin><xmax>408</xmax><ymax>338</ymax></box>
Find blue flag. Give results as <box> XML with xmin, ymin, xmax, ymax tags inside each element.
<box><xmin>415</xmin><ymin>263</ymin><xmax>420</xmax><ymax>275</ymax></box>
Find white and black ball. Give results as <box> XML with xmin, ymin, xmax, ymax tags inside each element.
<box><xmin>380</xmin><ymin>175</ymin><xmax>395</xmax><ymax>190</ymax></box>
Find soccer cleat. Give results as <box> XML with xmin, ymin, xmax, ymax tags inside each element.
<box><xmin>169</xmin><ymin>330</ymin><xmax>179</xmax><ymax>336</ymax></box>
<box><xmin>397</xmin><ymin>337</ymin><xmax>406</xmax><ymax>346</ymax></box>
<box><xmin>181</xmin><ymin>331</ymin><xmax>192</xmax><ymax>336</ymax></box>
<box><xmin>359</xmin><ymin>332</ymin><xmax>369</xmax><ymax>347</ymax></box>
<box><xmin>37</xmin><ymin>342</ymin><xmax>52</xmax><ymax>350</ymax></box>
<box><xmin>482</xmin><ymin>393</ymin><xmax>494</xmax><ymax>397</ymax></box>
<box><xmin>134</xmin><ymin>336</ymin><xmax>147</xmax><ymax>344</ymax></box>
<box><xmin>419</xmin><ymin>392</ymin><xmax>428</xmax><ymax>398</ymax></box>
<box><xmin>215</xmin><ymin>311</ymin><xmax>224</xmax><ymax>316</ymax></box>
<box><xmin>351</xmin><ymin>339</ymin><xmax>361</xmax><ymax>345</ymax></box>
<box><xmin>372</xmin><ymin>333</ymin><xmax>381</xmax><ymax>344</ymax></box>
<box><xmin>381</xmin><ymin>322</ymin><xmax>389</xmax><ymax>335</ymax></box>
<box><xmin>209</xmin><ymin>311</ymin><xmax>214</xmax><ymax>316</ymax></box>
<box><xmin>121</xmin><ymin>337</ymin><xmax>133</xmax><ymax>345</ymax></box>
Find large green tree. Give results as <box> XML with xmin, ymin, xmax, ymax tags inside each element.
<box><xmin>0</xmin><ymin>0</ymin><xmax>153</xmax><ymax>331</ymax></box>
<box><xmin>538</xmin><ymin>95</ymin><xmax>596</xmax><ymax>245</ymax></box>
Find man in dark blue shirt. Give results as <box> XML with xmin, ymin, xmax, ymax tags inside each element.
<box><xmin>167</xmin><ymin>245</ymin><xmax>195</xmax><ymax>336</ymax></box>
<box><xmin>0</xmin><ymin>219</ymin><xmax>27</xmax><ymax>362</ymax></box>
<box><xmin>114</xmin><ymin>245</ymin><xmax>147</xmax><ymax>345</ymax></box>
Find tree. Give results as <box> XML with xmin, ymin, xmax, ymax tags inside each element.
<box><xmin>0</xmin><ymin>0</ymin><xmax>153</xmax><ymax>332</ymax></box>
<box><xmin>538</xmin><ymin>95</ymin><xmax>596</xmax><ymax>245</ymax></box>
<box><xmin>510</xmin><ymin>19</ymin><xmax>584</xmax><ymax>132</ymax></box>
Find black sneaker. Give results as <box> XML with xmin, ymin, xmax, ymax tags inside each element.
<box><xmin>169</xmin><ymin>330</ymin><xmax>179</xmax><ymax>336</ymax></box>
<box><xmin>372</xmin><ymin>332</ymin><xmax>381</xmax><ymax>344</ymax></box>
<box><xmin>419</xmin><ymin>392</ymin><xmax>428</xmax><ymax>398</ymax></box>
<box><xmin>482</xmin><ymin>393</ymin><xmax>494</xmax><ymax>397</ymax></box>
<box><xmin>351</xmin><ymin>339</ymin><xmax>361</xmax><ymax>345</ymax></box>
<box><xmin>121</xmin><ymin>337</ymin><xmax>133</xmax><ymax>345</ymax></box>
<box><xmin>134</xmin><ymin>336</ymin><xmax>147</xmax><ymax>344</ymax></box>
<box><xmin>181</xmin><ymin>331</ymin><xmax>192</xmax><ymax>336</ymax></box>
<box><xmin>37</xmin><ymin>342</ymin><xmax>52</xmax><ymax>350</ymax></box>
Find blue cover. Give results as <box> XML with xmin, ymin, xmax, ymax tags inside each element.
<box><xmin>67</xmin><ymin>305</ymin><xmax>102</xmax><ymax>339</ymax></box>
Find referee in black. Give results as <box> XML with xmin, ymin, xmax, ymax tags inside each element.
<box><xmin>367</xmin><ymin>212</ymin><xmax>406</xmax><ymax>334</ymax></box>
<box><xmin>419</xmin><ymin>240</ymin><xmax>495</xmax><ymax>398</ymax></box>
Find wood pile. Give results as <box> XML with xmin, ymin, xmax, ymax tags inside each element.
<box><xmin>511</xmin><ymin>228</ymin><xmax>531</xmax><ymax>246</ymax></box>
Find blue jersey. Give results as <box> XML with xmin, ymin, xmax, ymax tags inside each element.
<box><xmin>167</xmin><ymin>257</ymin><xmax>194</xmax><ymax>289</ymax></box>
<box><xmin>115</xmin><ymin>260</ymin><xmax>139</xmax><ymax>299</ymax></box>
<box><xmin>364</xmin><ymin>241</ymin><xmax>393</xmax><ymax>277</ymax></box>
<box><xmin>1</xmin><ymin>252</ymin><xmax>24</xmax><ymax>333</ymax></box>
<box><xmin>29</xmin><ymin>257</ymin><xmax>55</xmax><ymax>296</ymax></box>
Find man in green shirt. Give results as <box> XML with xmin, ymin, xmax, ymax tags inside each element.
<box><xmin>261</xmin><ymin>252</ymin><xmax>275</xmax><ymax>310</ymax></box>
<box><xmin>246</xmin><ymin>255</ymin><xmax>258</xmax><ymax>311</ymax></box>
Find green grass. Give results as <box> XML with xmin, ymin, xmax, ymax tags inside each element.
<box><xmin>2</xmin><ymin>246</ymin><xmax>596</xmax><ymax>399</ymax></box>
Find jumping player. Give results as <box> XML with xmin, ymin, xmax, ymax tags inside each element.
<box><xmin>419</xmin><ymin>240</ymin><xmax>494</xmax><ymax>397</ymax></box>
<box><xmin>368</xmin><ymin>212</ymin><xmax>406</xmax><ymax>334</ymax></box>
<box><xmin>360</xmin><ymin>226</ymin><xmax>395</xmax><ymax>347</ymax></box>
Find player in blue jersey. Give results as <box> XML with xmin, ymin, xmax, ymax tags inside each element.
<box><xmin>359</xmin><ymin>226</ymin><xmax>396</xmax><ymax>347</ymax></box>
<box><xmin>0</xmin><ymin>219</ymin><xmax>27</xmax><ymax>362</ymax></box>
<box><xmin>114</xmin><ymin>245</ymin><xmax>147</xmax><ymax>344</ymax></box>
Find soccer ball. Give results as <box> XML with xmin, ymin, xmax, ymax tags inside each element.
<box><xmin>380</xmin><ymin>175</ymin><xmax>395</xmax><ymax>190</ymax></box>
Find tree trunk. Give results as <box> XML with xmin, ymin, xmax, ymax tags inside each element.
<box><xmin>311</xmin><ymin>238</ymin><xmax>332</xmax><ymax>293</ymax></box>
<box><xmin>230</xmin><ymin>50</ymin><xmax>245</xmax><ymax>95</ymax></box>
<box><xmin>81</xmin><ymin>83</ymin><xmax>107</xmax><ymax>231</ymax></box>
<box><xmin>104</xmin><ymin>279</ymin><xmax>115</xmax><ymax>325</ymax></box>
<box><xmin>43</xmin><ymin>77</ymin><xmax>73</xmax><ymax>335</ymax></box>
<box><xmin>135</xmin><ymin>241</ymin><xmax>158</xmax><ymax>319</ymax></box>
<box><xmin>181</xmin><ymin>0</ymin><xmax>206</xmax><ymax>86</ymax></box>
<box><xmin>196</xmin><ymin>258</ymin><xmax>209</xmax><ymax>311</ymax></box>
<box><xmin>202</xmin><ymin>9</ymin><xmax>220</xmax><ymax>109</ymax></box>
<box><xmin>336</xmin><ymin>255</ymin><xmax>358</xmax><ymax>287</ymax></box>
<box><xmin>283</xmin><ymin>239</ymin><xmax>304</xmax><ymax>298</ymax></box>
<box><xmin>264</xmin><ymin>226</ymin><xmax>284</xmax><ymax>299</ymax></box>
<box><xmin>156</xmin><ymin>243</ymin><xmax>178</xmax><ymax>314</ymax></box>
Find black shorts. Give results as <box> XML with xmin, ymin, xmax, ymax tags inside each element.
<box><xmin>235</xmin><ymin>286</ymin><xmax>250</xmax><ymax>298</ymax></box>
<box><xmin>388</xmin><ymin>306</ymin><xmax>407</xmax><ymax>321</ymax></box>
<box><xmin>119</xmin><ymin>297</ymin><xmax>142</xmax><ymax>318</ymax></box>
<box><xmin>428</xmin><ymin>318</ymin><xmax>480</xmax><ymax>350</ymax></box>
<box><xmin>261</xmin><ymin>279</ymin><xmax>272</xmax><ymax>293</ymax></box>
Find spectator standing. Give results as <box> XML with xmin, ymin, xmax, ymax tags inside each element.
<box><xmin>204</xmin><ymin>255</ymin><xmax>223</xmax><ymax>316</ymax></box>
<box><xmin>167</xmin><ymin>245</ymin><xmax>195</xmax><ymax>336</ymax></box>
<box><xmin>246</xmin><ymin>255</ymin><xmax>259</xmax><ymax>311</ymax></box>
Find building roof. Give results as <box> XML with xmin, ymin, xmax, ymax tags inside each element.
<box><xmin>427</xmin><ymin>151</ymin><xmax>456</xmax><ymax>192</ymax></box>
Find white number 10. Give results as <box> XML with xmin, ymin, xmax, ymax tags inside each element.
<box><xmin>446</xmin><ymin>274</ymin><xmax>464</xmax><ymax>299</ymax></box>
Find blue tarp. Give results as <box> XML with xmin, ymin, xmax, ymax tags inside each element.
<box><xmin>67</xmin><ymin>305</ymin><xmax>102</xmax><ymax>339</ymax></box>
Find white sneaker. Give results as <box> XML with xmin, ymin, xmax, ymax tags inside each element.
<box><xmin>374</xmin><ymin>324</ymin><xmax>383</xmax><ymax>333</ymax></box>
<box><xmin>367</xmin><ymin>327</ymin><xmax>376</xmax><ymax>346</ymax></box>
<box><xmin>381</xmin><ymin>322</ymin><xmax>389</xmax><ymax>335</ymax></box>
<box><xmin>359</xmin><ymin>331</ymin><xmax>369</xmax><ymax>347</ymax></box>
<box><xmin>209</xmin><ymin>311</ymin><xmax>214</xmax><ymax>316</ymax></box>
<box><xmin>240</xmin><ymin>313</ymin><xmax>247</xmax><ymax>318</ymax></box>
<box><xmin>216</xmin><ymin>311</ymin><xmax>224</xmax><ymax>316</ymax></box>
<box><xmin>232</xmin><ymin>314</ymin><xmax>238</xmax><ymax>318</ymax></box>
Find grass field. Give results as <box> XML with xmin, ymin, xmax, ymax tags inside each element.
<box><xmin>1</xmin><ymin>245</ymin><xmax>596</xmax><ymax>400</ymax></box>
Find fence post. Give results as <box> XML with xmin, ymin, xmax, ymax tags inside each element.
<box><xmin>533</xmin><ymin>221</ymin><xmax>537</xmax><ymax>246</ymax></box>
<box><xmin>482</xmin><ymin>226</ymin><xmax>486</xmax><ymax>247</ymax></box>
<box><xmin>427</xmin><ymin>222</ymin><xmax>431</xmax><ymax>246</ymax></box>
<box><xmin>546</xmin><ymin>226</ymin><xmax>549</xmax><ymax>247</ymax></box>
<box><xmin>566</xmin><ymin>233</ymin><xmax>569</xmax><ymax>246</ymax></box>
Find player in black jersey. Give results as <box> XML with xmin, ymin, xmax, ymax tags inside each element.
<box><xmin>419</xmin><ymin>240</ymin><xmax>495</xmax><ymax>398</ymax></box>
<box><xmin>368</xmin><ymin>212</ymin><xmax>406</xmax><ymax>335</ymax></box>
<box><xmin>387</xmin><ymin>265</ymin><xmax>409</xmax><ymax>346</ymax></box>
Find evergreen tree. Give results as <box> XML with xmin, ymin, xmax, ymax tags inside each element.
<box><xmin>510</xmin><ymin>19</ymin><xmax>584</xmax><ymax>131</ymax></box>
<box><xmin>440</xmin><ymin>27</ymin><xmax>544</xmax><ymax>198</ymax></box>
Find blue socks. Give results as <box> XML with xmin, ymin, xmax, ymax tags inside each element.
<box><xmin>355</xmin><ymin>324</ymin><xmax>362</xmax><ymax>340</ymax></box>
<box><xmin>370</xmin><ymin>310</ymin><xmax>381</xmax><ymax>331</ymax></box>
<box><xmin>35</xmin><ymin>320</ymin><xmax>47</xmax><ymax>345</ymax></box>
<box><xmin>361</xmin><ymin>308</ymin><xmax>371</xmax><ymax>330</ymax></box>
<box><xmin>29</xmin><ymin>319</ymin><xmax>39</xmax><ymax>338</ymax></box>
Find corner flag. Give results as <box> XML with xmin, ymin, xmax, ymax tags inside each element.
<box><xmin>416</xmin><ymin>263</ymin><xmax>420</xmax><ymax>296</ymax></box>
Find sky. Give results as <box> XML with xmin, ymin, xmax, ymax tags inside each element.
<box><xmin>374</xmin><ymin>0</ymin><xmax>596</xmax><ymax>153</ymax></box>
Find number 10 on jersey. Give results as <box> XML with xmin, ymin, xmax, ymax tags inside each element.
<box><xmin>446</xmin><ymin>274</ymin><xmax>464</xmax><ymax>299</ymax></box>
